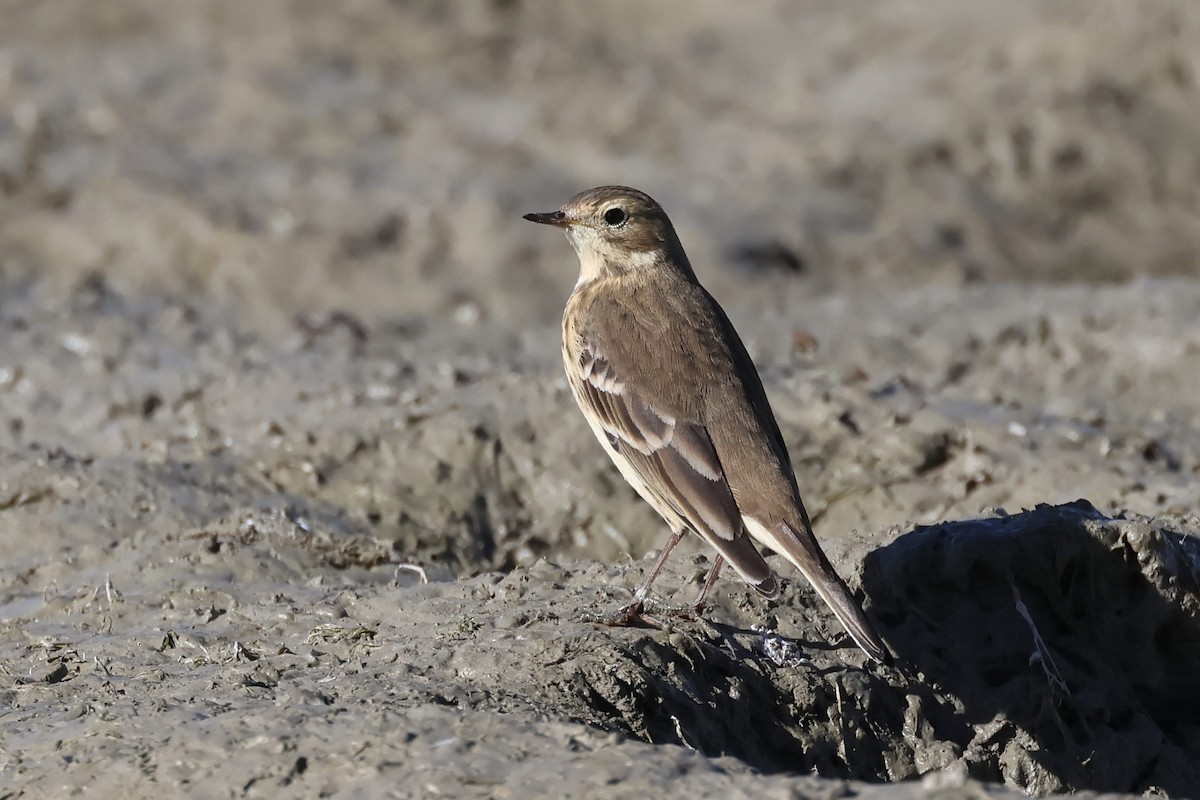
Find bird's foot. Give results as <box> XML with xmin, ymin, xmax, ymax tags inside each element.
<box><xmin>644</xmin><ymin>596</ymin><xmax>709</xmax><ymax>621</ymax></box>
<box><xmin>579</xmin><ymin>598</ymin><xmax>647</xmax><ymax>627</ymax></box>
<box><xmin>581</xmin><ymin>596</ymin><xmax>708</xmax><ymax>628</ymax></box>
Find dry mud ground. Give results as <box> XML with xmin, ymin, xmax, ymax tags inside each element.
<box><xmin>3</xmin><ymin>1</ymin><xmax>1200</xmax><ymax>798</ymax></box>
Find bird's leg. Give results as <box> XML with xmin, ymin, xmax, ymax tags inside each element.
<box><xmin>585</xmin><ymin>531</ymin><xmax>729</xmax><ymax>626</ymax></box>
<box><xmin>640</xmin><ymin>555</ymin><xmax>724</xmax><ymax>620</ymax></box>
<box><xmin>686</xmin><ymin>555</ymin><xmax>724</xmax><ymax>615</ymax></box>
<box><xmin>582</xmin><ymin>529</ymin><xmax>684</xmax><ymax>626</ymax></box>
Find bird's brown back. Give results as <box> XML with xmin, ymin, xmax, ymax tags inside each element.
<box><xmin>566</xmin><ymin>268</ymin><xmax>809</xmax><ymax>532</ymax></box>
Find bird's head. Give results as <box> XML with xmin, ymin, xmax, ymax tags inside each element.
<box><xmin>524</xmin><ymin>186</ymin><xmax>692</xmax><ymax>282</ymax></box>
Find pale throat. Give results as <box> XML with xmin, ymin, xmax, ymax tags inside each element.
<box><xmin>569</xmin><ymin>241</ymin><xmax>610</xmax><ymax>287</ymax></box>
<box><xmin>569</xmin><ymin>238</ymin><xmax>662</xmax><ymax>288</ymax></box>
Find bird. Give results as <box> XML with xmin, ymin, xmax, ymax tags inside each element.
<box><xmin>524</xmin><ymin>186</ymin><xmax>889</xmax><ymax>663</ymax></box>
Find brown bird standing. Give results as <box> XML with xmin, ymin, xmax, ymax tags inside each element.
<box><xmin>525</xmin><ymin>186</ymin><xmax>888</xmax><ymax>663</ymax></box>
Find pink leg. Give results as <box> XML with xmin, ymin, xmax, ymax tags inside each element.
<box><xmin>631</xmin><ymin>528</ymin><xmax>686</xmax><ymax>602</ymax></box>
<box><xmin>583</xmin><ymin>529</ymin><xmax>686</xmax><ymax>626</ymax></box>
<box><xmin>685</xmin><ymin>555</ymin><xmax>724</xmax><ymax>614</ymax></box>
<box><xmin>585</xmin><ymin>531</ymin><xmax>726</xmax><ymax>626</ymax></box>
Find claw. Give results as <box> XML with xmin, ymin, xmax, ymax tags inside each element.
<box><xmin>581</xmin><ymin>596</ymin><xmax>707</xmax><ymax>628</ymax></box>
<box><xmin>580</xmin><ymin>599</ymin><xmax>646</xmax><ymax>626</ymax></box>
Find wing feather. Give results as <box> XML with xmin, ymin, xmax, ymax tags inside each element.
<box><xmin>573</xmin><ymin>345</ymin><xmax>775</xmax><ymax>592</ymax></box>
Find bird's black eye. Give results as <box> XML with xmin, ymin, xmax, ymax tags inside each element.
<box><xmin>603</xmin><ymin>207</ymin><xmax>627</xmax><ymax>227</ymax></box>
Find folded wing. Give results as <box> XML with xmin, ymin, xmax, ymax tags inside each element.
<box><xmin>574</xmin><ymin>345</ymin><xmax>778</xmax><ymax>597</ymax></box>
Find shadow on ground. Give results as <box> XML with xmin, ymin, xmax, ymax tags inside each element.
<box><xmin>546</xmin><ymin>501</ymin><xmax>1200</xmax><ymax>795</ymax></box>
<box><xmin>861</xmin><ymin>499</ymin><xmax>1200</xmax><ymax>794</ymax></box>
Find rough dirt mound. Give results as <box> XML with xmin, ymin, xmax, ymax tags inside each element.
<box><xmin>863</xmin><ymin>500</ymin><xmax>1200</xmax><ymax>794</ymax></box>
<box><xmin>490</xmin><ymin>501</ymin><xmax>1200</xmax><ymax>796</ymax></box>
<box><xmin>6</xmin><ymin>488</ymin><xmax>1195</xmax><ymax>796</ymax></box>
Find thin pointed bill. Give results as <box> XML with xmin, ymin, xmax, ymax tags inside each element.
<box><xmin>523</xmin><ymin>210</ymin><xmax>569</xmax><ymax>227</ymax></box>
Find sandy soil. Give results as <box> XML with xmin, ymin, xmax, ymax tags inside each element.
<box><xmin>2</xmin><ymin>1</ymin><xmax>1200</xmax><ymax>797</ymax></box>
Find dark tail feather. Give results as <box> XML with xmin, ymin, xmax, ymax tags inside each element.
<box><xmin>749</xmin><ymin>518</ymin><xmax>890</xmax><ymax>663</ymax></box>
<box><xmin>806</xmin><ymin>566</ymin><xmax>890</xmax><ymax>663</ymax></box>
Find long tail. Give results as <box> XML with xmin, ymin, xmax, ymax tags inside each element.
<box><xmin>744</xmin><ymin>517</ymin><xmax>889</xmax><ymax>663</ymax></box>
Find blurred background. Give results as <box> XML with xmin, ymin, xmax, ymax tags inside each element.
<box><xmin>3</xmin><ymin>0</ymin><xmax>1199</xmax><ymax>322</ymax></box>
<box><xmin>2</xmin><ymin>0</ymin><xmax>1199</xmax><ymax>575</ymax></box>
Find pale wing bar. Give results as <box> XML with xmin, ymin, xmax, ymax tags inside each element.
<box><xmin>576</xmin><ymin>348</ymin><xmax>777</xmax><ymax>595</ymax></box>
